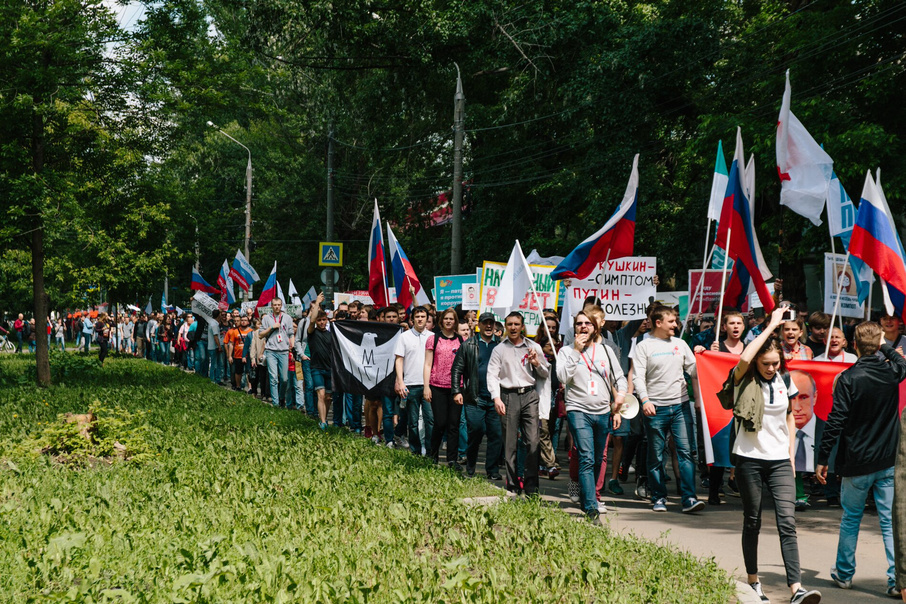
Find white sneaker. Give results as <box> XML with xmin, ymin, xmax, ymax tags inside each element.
<box><xmin>597</xmin><ymin>501</ymin><xmax>607</xmax><ymax>514</ymax></box>
<box><xmin>371</xmin><ymin>435</ymin><xmax>381</xmax><ymax>445</ymax></box>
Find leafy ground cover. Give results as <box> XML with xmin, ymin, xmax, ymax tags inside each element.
<box><xmin>0</xmin><ymin>355</ymin><xmax>735</xmax><ymax>603</ymax></box>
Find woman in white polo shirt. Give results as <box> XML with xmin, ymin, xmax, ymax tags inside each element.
<box><xmin>731</xmin><ymin>306</ymin><xmax>821</xmax><ymax>604</ymax></box>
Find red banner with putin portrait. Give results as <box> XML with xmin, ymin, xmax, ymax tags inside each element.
<box><xmin>697</xmin><ymin>351</ymin><xmax>853</xmax><ymax>468</ymax></box>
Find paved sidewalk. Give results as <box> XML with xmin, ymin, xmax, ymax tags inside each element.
<box><xmin>534</xmin><ymin>473</ymin><xmax>895</xmax><ymax>604</ymax></box>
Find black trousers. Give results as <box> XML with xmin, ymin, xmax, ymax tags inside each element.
<box><xmin>736</xmin><ymin>455</ymin><xmax>801</xmax><ymax>586</ymax></box>
<box><xmin>429</xmin><ymin>386</ymin><xmax>461</xmax><ymax>464</ymax></box>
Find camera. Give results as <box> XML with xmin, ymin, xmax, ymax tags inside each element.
<box><xmin>781</xmin><ymin>304</ymin><xmax>797</xmax><ymax>322</ymax></box>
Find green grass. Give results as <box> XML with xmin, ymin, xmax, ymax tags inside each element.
<box><xmin>0</xmin><ymin>355</ymin><xmax>735</xmax><ymax>603</ymax></box>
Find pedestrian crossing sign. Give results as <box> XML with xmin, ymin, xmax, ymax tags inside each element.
<box><xmin>319</xmin><ymin>242</ymin><xmax>343</xmax><ymax>267</ymax></box>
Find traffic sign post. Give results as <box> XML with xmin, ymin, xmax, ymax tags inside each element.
<box><xmin>319</xmin><ymin>242</ymin><xmax>343</xmax><ymax>267</ymax></box>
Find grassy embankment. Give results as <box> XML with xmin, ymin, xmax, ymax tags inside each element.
<box><xmin>0</xmin><ymin>353</ymin><xmax>735</xmax><ymax>603</ymax></box>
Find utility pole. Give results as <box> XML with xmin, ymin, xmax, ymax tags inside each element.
<box><xmin>325</xmin><ymin>125</ymin><xmax>335</xmax><ymax>302</ymax></box>
<box><xmin>451</xmin><ymin>63</ymin><xmax>465</xmax><ymax>274</ymax></box>
<box><xmin>244</xmin><ymin>152</ymin><xmax>252</xmax><ymax>303</ymax></box>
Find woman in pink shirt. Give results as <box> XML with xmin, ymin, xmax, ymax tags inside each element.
<box><xmin>424</xmin><ymin>307</ymin><xmax>464</xmax><ymax>468</ymax></box>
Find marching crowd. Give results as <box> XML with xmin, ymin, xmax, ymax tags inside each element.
<box><xmin>9</xmin><ymin>288</ymin><xmax>906</xmax><ymax>604</ymax></box>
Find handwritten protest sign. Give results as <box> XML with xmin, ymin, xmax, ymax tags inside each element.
<box><xmin>191</xmin><ymin>291</ymin><xmax>220</xmax><ymax>327</ymax></box>
<box><xmin>480</xmin><ymin>262</ymin><xmax>559</xmax><ymax>336</ymax></box>
<box><xmin>565</xmin><ymin>257</ymin><xmax>657</xmax><ymax>320</ymax></box>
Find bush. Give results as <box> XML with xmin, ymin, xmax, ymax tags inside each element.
<box><xmin>0</xmin><ymin>355</ymin><xmax>735</xmax><ymax>603</ymax></box>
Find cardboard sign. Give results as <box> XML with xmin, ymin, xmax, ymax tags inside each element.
<box><xmin>191</xmin><ymin>291</ymin><xmax>220</xmax><ymax>327</ymax></box>
<box><xmin>824</xmin><ymin>252</ymin><xmax>864</xmax><ymax>319</ymax></box>
<box><xmin>461</xmin><ymin>284</ymin><xmax>480</xmax><ymax>310</ymax></box>
<box><xmin>479</xmin><ymin>262</ymin><xmax>559</xmax><ymax>337</ymax></box>
<box><xmin>566</xmin><ymin>257</ymin><xmax>657</xmax><ymax>320</ymax></box>
<box><xmin>434</xmin><ymin>274</ymin><xmax>477</xmax><ymax>310</ymax></box>
<box><xmin>687</xmin><ymin>269</ymin><xmax>750</xmax><ymax>315</ymax></box>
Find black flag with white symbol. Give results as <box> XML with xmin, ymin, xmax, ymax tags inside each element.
<box><xmin>330</xmin><ymin>320</ymin><xmax>403</xmax><ymax>398</ymax></box>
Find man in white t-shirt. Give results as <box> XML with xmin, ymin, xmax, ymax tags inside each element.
<box><xmin>395</xmin><ymin>306</ymin><xmax>432</xmax><ymax>455</ymax></box>
<box><xmin>632</xmin><ymin>305</ymin><xmax>703</xmax><ymax>513</ymax></box>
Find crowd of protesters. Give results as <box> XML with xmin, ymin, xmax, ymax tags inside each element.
<box><xmin>11</xmin><ymin>281</ymin><xmax>906</xmax><ymax>604</ymax></box>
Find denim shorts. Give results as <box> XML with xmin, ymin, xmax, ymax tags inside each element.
<box><xmin>311</xmin><ymin>368</ymin><xmax>332</xmax><ymax>392</ymax></box>
<box><xmin>612</xmin><ymin>413</ymin><xmax>631</xmax><ymax>437</ymax></box>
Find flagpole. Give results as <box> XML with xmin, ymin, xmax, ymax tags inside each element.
<box><xmin>714</xmin><ymin>228</ymin><xmax>733</xmax><ymax>335</ymax></box>
<box><xmin>829</xmin><ymin>234</ymin><xmax>843</xmax><ymax>330</ymax></box>
<box><xmin>825</xmin><ymin>251</ymin><xmax>851</xmax><ymax>358</ymax></box>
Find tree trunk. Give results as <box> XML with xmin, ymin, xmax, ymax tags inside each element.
<box><xmin>32</xmin><ymin>100</ymin><xmax>51</xmax><ymax>387</ymax></box>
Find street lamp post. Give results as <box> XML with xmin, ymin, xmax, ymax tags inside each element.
<box><xmin>208</xmin><ymin>121</ymin><xmax>252</xmax><ymax>302</ymax></box>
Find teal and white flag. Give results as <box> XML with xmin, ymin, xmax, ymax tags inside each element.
<box><xmin>707</xmin><ymin>140</ymin><xmax>729</xmax><ymax>221</ymax></box>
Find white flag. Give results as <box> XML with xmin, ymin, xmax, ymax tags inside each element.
<box><xmin>276</xmin><ymin>280</ymin><xmax>285</xmax><ymax>304</ymax></box>
<box><xmin>288</xmin><ymin>279</ymin><xmax>301</xmax><ymax>305</ymax></box>
<box><xmin>493</xmin><ymin>240</ymin><xmax>534</xmax><ymax>318</ymax></box>
<box><xmin>302</xmin><ymin>286</ymin><xmax>317</xmax><ymax>309</ymax></box>
<box><xmin>707</xmin><ymin>141</ymin><xmax>729</xmax><ymax>221</ymax></box>
<box><xmin>776</xmin><ymin>70</ymin><xmax>834</xmax><ymax>226</ymax></box>
<box><xmin>559</xmin><ymin>284</ymin><xmax>579</xmax><ymax>346</ymax></box>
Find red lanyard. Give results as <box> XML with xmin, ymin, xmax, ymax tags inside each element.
<box><xmin>273</xmin><ymin>313</ymin><xmax>283</xmax><ymax>331</ymax></box>
<box><xmin>580</xmin><ymin>346</ymin><xmax>596</xmax><ymax>373</ymax></box>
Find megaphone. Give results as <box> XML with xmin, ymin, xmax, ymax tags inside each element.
<box><xmin>619</xmin><ymin>393</ymin><xmax>640</xmax><ymax>420</ymax></box>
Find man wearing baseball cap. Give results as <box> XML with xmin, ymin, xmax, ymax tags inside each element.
<box><xmin>451</xmin><ymin>312</ymin><xmax>503</xmax><ymax>479</ymax></box>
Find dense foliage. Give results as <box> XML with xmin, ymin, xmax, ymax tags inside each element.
<box><xmin>2</xmin><ymin>0</ymin><xmax>904</xmax><ymax>309</ymax></box>
<box><xmin>0</xmin><ymin>355</ymin><xmax>736</xmax><ymax>602</ymax></box>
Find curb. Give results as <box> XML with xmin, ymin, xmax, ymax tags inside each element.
<box><xmin>735</xmin><ymin>580</ymin><xmax>761</xmax><ymax>604</ymax></box>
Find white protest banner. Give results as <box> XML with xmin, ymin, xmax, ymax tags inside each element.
<box><xmin>259</xmin><ymin>304</ymin><xmax>303</xmax><ymax>318</ymax></box>
<box><xmin>191</xmin><ymin>291</ymin><xmax>220</xmax><ymax>327</ymax></box>
<box><xmin>461</xmin><ymin>284</ymin><xmax>480</xmax><ymax>310</ymax></box>
<box><xmin>241</xmin><ymin>300</ymin><xmax>257</xmax><ymax>315</ymax></box>
<box><xmin>566</xmin><ymin>257</ymin><xmax>657</xmax><ymax>320</ymax></box>
<box><xmin>824</xmin><ymin>252</ymin><xmax>863</xmax><ymax>319</ymax></box>
<box><xmin>480</xmin><ymin>261</ymin><xmax>559</xmax><ymax>337</ymax></box>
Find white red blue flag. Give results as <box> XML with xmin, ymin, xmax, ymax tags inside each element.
<box><xmin>714</xmin><ymin>129</ymin><xmax>775</xmax><ymax>312</ymax></box>
<box><xmin>368</xmin><ymin>200</ymin><xmax>389</xmax><ymax>307</ymax></box>
<box><xmin>217</xmin><ymin>260</ymin><xmax>236</xmax><ymax>305</ymax></box>
<box><xmin>191</xmin><ymin>267</ymin><xmax>220</xmax><ymax>295</ymax></box>
<box><xmin>827</xmin><ymin>170</ymin><xmax>872</xmax><ymax>304</ymax></box>
<box><xmin>229</xmin><ymin>250</ymin><xmax>259</xmax><ymax>292</ymax></box>
<box><xmin>551</xmin><ymin>154</ymin><xmax>639</xmax><ymax>280</ymax></box>
<box><xmin>386</xmin><ymin>224</ymin><xmax>430</xmax><ymax>309</ymax></box>
<box><xmin>255</xmin><ymin>262</ymin><xmax>278</xmax><ymax>314</ymax></box>
<box><xmin>849</xmin><ymin>171</ymin><xmax>906</xmax><ymax>317</ymax></box>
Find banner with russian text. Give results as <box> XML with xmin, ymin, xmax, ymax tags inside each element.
<box><xmin>480</xmin><ymin>261</ymin><xmax>559</xmax><ymax>337</ymax></box>
<box><xmin>565</xmin><ymin>256</ymin><xmax>656</xmax><ymax>320</ymax></box>
<box><xmin>696</xmin><ymin>351</ymin><xmax>851</xmax><ymax>467</ymax></box>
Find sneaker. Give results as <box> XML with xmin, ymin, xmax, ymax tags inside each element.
<box><xmin>789</xmin><ymin>588</ymin><xmax>821</xmax><ymax>604</ymax></box>
<box><xmin>585</xmin><ymin>509</ymin><xmax>600</xmax><ymax>523</ymax></box>
<box><xmin>568</xmin><ymin>480</ymin><xmax>581</xmax><ymax>504</ymax></box>
<box><xmin>682</xmin><ymin>499</ymin><xmax>706</xmax><ymax>513</ymax></box>
<box><xmin>539</xmin><ymin>467</ymin><xmax>549</xmax><ymax>478</ymax></box>
<box><xmin>726</xmin><ymin>478</ymin><xmax>740</xmax><ymax>497</ymax></box>
<box><xmin>887</xmin><ymin>586</ymin><xmax>902</xmax><ymax>598</ymax></box>
<box><xmin>749</xmin><ymin>581</ymin><xmax>770</xmax><ymax>603</ymax></box>
<box><xmin>318</xmin><ymin>422</ymin><xmax>327</xmax><ymax>431</ymax></box>
<box><xmin>830</xmin><ymin>569</ymin><xmax>851</xmax><ymax>589</ymax></box>
<box><xmin>634</xmin><ymin>481</ymin><xmax>649</xmax><ymax>501</ymax></box>
<box><xmin>597</xmin><ymin>501</ymin><xmax>607</xmax><ymax>514</ymax></box>
<box><xmin>488</xmin><ymin>472</ymin><xmax>502</xmax><ymax>481</ymax></box>
<box><xmin>466</xmin><ymin>466</ymin><xmax>476</xmax><ymax>477</ymax></box>
<box><xmin>617</xmin><ymin>466</ymin><xmax>629</xmax><ymax>482</ymax></box>
<box><xmin>652</xmin><ymin>498</ymin><xmax>667</xmax><ymax>512</ymax></box>
<box><xmin>385</xmin><ymin>441</ymin><xmax>395</xmax><ymax>448</ymax></box>
<box><xmin>701</xmin><ymin>477</ymin><xmax>710</xmax><ymax>489</ymax></box>
<box><xmin>457</xmin><ymin>456</ymin><xmax>467</xmax><ymax>465</ymax></box>
<box><xmin>548</xmin><ymin>466</ymin><xmax>560</xmax><ymax>480</ymax></box>
<box><xmin>371</xmin><ymin>435</ymin><xmax>381</xmax><ymax>445</ymax></box>
<box><xmin>795</xmin><ymin>498</ymin><xmax>811</xmax><ymax>511</ymax></box>
<box><xmin>608</xmin><ymin>478</ymin><xmax>624</xmax><ymax>495</ymax></box>
<box><xmin>394</xmin><ymin>436</ymin><xmax>409</xmax><ymax>450</ymax></box>
<box><xmin>362</xmin><ymin>426</ymin><xmax>373</xmax><ymax>439</ymax></box>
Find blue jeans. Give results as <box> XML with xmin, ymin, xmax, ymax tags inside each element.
<box><xmin>333</xmin><ymin>391</ymin><xmax>346</xmax><ymax>426</ymax></box>
<box><xmin>55</xmin><ymin>336</ymin><xmax>65</xmax><ymax>352</ymax></box>
<box><xmin>836</xmin><ymin>466</ymin><xmax>895</xmax><ymax>587</ymax></box>
<box><xmin>567</xmin><ymin>411</ymin><xmax>612</xmax><ymax>516</ymax></box>
<box><xmin>265</xmin><ymin>350</ymin><xmax>288</xmax><ymax>405</ymax></box>
<box><xmin>158</xmin><ymin>341</ymin><xmax>170</xmax><ymax>365</ymax></box>
<box><xmin>644</xmin><ymin>402</ymin><xmax>697</xmax><ymax>504</ymax></box>
<box><xmin>81</xmin><ymin>332</ymin><xmax>92</xmax><ymax>352</ymax></box>
<box><xmin>208</xmin><ymin>347</ymin><xmax>223</xmax><ymax>384</ymax></box>
<box><xmin>195</xmin><ymin>344</ymin><xmax>208</xmax><ymax>376</ymax></box>
<box><xmin>301</xmin><ymin>359</ymin><xmax>316</xmax><ymax>417</ymax></box>
<box><xmin>382</xmin><ymin>396</ymin><xmax>398</xmax><ymax>443</ymax></box>
<box><xmin>458</xmin><ymin>411</ymin><xmax>468</xmax><ymax>458</ymax></box>
<box><xmin>405</xmin><ymin>386</ymin><xmax>433</xmax><ymax>455</ymax></box>
<box><xmin>464</xmin><ymin>397</ymin><xmax>502</xmax><ymax>474</ymax></box>
<box><xmin>345</xmin><ymin>393</ymin><xmax>363</xmax><ymax>430</ymax></box>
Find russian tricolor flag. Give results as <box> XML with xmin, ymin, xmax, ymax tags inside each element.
<box><xmin>552</xmin><ymin>154</ymin><xmax>638</xmax><ymax>280</ymax></box>
<box><xmin>191</xmin><ymin>268</ymin><xmax>220</xmax><ymax>295</ymax></box>
<box><xmin>255</xmin><ymin>262</ymin><xmax>278</xmax><ymax>313</ymax></box>
<box><xmin>714</xmin><ymin>129</ymin><xmax>775</xmax><ymax>313</ymax></box>
<box><xmin>387</xmin><ymin>224</ymin><xmax>430</xmax><ymax>309</ymax></box>
<box><xmin>368</xmin><ymin>200</ymin><xmax>389</xmax><ymax>307</ymax></box>
<box><xmin>230</xmin><ymin>250</ymin><xmax>260</xmax><ymax>292</ymax></box>
<box><xmin>849</xmin><ymin>170</ymin><xmax>906</xmax><ymax>318</ymax></box>
<box><xmin>217</xmin><ymin>260</ymin><xmax>236</xmax><ymax>305</ymax></box>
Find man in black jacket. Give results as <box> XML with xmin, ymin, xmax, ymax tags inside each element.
<box><xmin>451</xmin><ymin>312</ymin><xmax>502</xmax><ymax>479</ymax></box>
<box><xmin>816</xmin><ymin>321</ymin><xmax>906</xmax><ymax>598</ymax></box>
